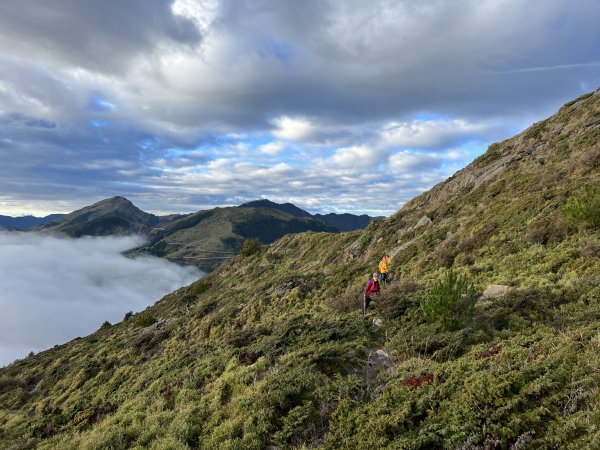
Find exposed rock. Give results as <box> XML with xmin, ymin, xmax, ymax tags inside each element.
<box><xmin>272</xmin><ymin>277</ymin><xmax>311</xmax><ymax>297</ymax></box>
<box><xmin>415</xmin><ymin>215</ymin><xmax>433</xmax><ymax>228</ymax></box>
<box><xmin>349</xmin><ymin>239</ymin><xmax>363</xmax><ymax>257</ymax></box>
<box><xmin>482</xmin><ymin>284</ymin><xmax>510</xmax><ymax>299</ymax></box>
<box><xmin>273</xmin><ymin>282</ymin><xmax>294</xmax><ymax>296</ymax></box>
<box><xmin>372</xmin><ymin>318</ymin><xmax>383</xmax><ymax>332</ymax></box>
<box><xmin>390</xmin><ymin>237</ymin><xmax>416</xmax><ymax>259</ymax></box>
<box><xmin>368</xmin><ymin>349</ymin><xmax>391</xmax><ymax>368</ymax></box>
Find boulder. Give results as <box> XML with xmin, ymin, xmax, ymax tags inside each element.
<box><xmin>368</xmin><ymin>349</ymin><xmax>391</xmax><ymax>368</ymax></box>
<box><xmin>415</xmin><ymin>215</ymin><xmax>433</xmax><ymax>228</ymax></box>
<box><xmin>390</xmin><ymin>237</ymin><xmax>416</xmax><ymax>259</ymax></box>
<box><xmin>372</xmin><ymin>318</ymin><xmax>383</xmax><ymax>332</ymax></box>
<box><xmin>349</xmin><ymin>239</ymin><xmax>364</xmax><ymax>257</ymax></box>
<box><xmin>482</xmin><ymin>284</ymin><xmax>510</xmax><ymax>299</ymax></box>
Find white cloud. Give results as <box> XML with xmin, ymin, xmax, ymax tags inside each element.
<box><xmin>329</xmin><ymin>145</ymin><xmax>381</xmax><ymax>168</ymax></box>
<box><xmin>272</xmin><ymin>116</ymin><xmax>315</xmax><ymax>141</ymax></box>
<box><xmin>380</xmin><ymin>119</ymin><xmax>495</xmax><ymax>150</ymax></box>
<box><xmin>259</xmin><ymin>141</ymin><xmax>285</xmax><ymax>155</ymax></box>
<box><xmin>388</xmin><ymin>151</ymin><xmax>443</xmax><ymax>172</ymax></box>
<box><xmin>0</xmin><ymin>232</ymin><xmax>202</xmax><ymax>367</ymax></box>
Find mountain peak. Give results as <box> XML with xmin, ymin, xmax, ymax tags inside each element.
<box><xmin>239</xmin><ymin>199</ymin><xmax>312</xmax><ymax>218</ymax></box>
<box><xmin>36</xmin><ymin>196</ymin><xmax>157</xmax><ymax>236</ymax></box>
<box><xmin>97</xmin><ymin>196</ymin><xmax>134</xmax><ymax>207</ymax></box>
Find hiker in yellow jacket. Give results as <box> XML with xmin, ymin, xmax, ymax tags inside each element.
<box><xmin>378</xmin><ymin>254</ymin><xmax>392</xmax><ymax>285</ymax></box>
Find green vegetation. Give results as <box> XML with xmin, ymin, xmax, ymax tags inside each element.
<box><xmin>132</xmin><ymin>311</ymin><xmax>158</xmax><ymax>328</ymax></box>
<box><xmin>240</xmin><ymin>238</ymin><xmax>262</xmax><ymax>257</ymax></box>
<box><xmin>1</xmin><ymin>89</ymin><xmax>600</xmax><ymax>449</ymax></box>
<box><xmin>421</xmin><ymin>270</ymin><xmax>478</xmax><ymax>330</ymax></box>
<box><xmin>561</xmin><ymin>184</ymin><xmax>600</xmax><ymax>229</ymax></box>
<box><xmin>129</xmin><ymin>205</ymin><xmax>335</xmax><ymax>271</ymax></box>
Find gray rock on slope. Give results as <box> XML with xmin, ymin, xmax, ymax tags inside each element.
<box><xmin>481</xmin><ymin>284</ymin><xmax>511</xmax><ymax>300</ymax></box>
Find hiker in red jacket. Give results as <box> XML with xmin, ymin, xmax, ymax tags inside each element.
<box><xmin>362</xmin><ymin>272</ymin><xmax>381</xmax><ymax>317</ymax></box>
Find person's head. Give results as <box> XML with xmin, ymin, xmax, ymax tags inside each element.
<box><xmin>373</xmin><ymin>272</ymin><xmax>379</xmax><ymax>280</ymax></box>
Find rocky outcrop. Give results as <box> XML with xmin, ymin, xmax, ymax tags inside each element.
<box><xmin>481</xmin><ymin>284</ymin><xmax>511</xmax><ymax>300</ymax></box>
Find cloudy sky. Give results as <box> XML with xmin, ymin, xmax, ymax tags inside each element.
<box><xmin>0</xmin><ymin>232</ymin><xmax>201</xmax><ymax>366</ymax></box>
<box><xmin>0</xmin><ymin>0</ymin><xmax>599</xmax><ymax>216</ymax></box>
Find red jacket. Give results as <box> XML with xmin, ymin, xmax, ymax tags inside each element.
<box><xmin>364</xmin><ymin>279</ymin><xmax>380</xmax><ymax>297</ymax></box>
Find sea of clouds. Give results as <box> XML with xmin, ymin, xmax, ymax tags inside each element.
<box><xmin>0</xmin><ymin>232</ymin><xmax>202</xmax><ymax>367</ymax></box>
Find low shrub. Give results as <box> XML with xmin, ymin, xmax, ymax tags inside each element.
<box><xmin>421</xmin><ymin>270</ymin><xmax>478</xmax><ymax>330</ymax></box>
<box><xmin>190</xmin><ymin>279</ymin><xmax>209</xmax><ymax>296</ymax></box>
<box><xmin>132</xmin><ymin>311</ymin><xmax>158</xmax><ymax>328</ymax></box>
<box><xmin>582</xmin><ymin>239</ymin><xmax>600</xmax><ymax>258</ymax></box>
<box><xmin>0</xmin><ymin>376</ymin><xmax>25</xmax><ymax>394</ymax></box>
<box><xmin>327</xmin><ymin>285</ymin><xmax>363</xmax><ymax>313</ymax></box>
<box><xmin>240</xmin><ymin>239</ymin><xmax>262</xmax><ymax>256</ymax></box>
<box><xmin>376</xmin><ymin>280</ymin><xmax>423</xmax><ymax>319</ymax></box>
<box><xmin>560</xmin><ymin>184</ymin><xmax>600</xmax><ymax>229</ymax></box>
<box><xmin>430</xmin><ymin>239</ymin><xmax>458</xmax><ymax>268</ymax></box>
<box><xmin>524</xmin><ymin>216</ymin><xmax>569</xmax><ymax>245</ymax></box>
<box><xmin>580</xmin><ymin>143</ymin><xmax>600</xmax><ymax>168</ymax></box>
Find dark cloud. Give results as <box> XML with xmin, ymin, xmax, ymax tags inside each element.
<box><xmin>0</xmin><ymin>0</ymin><xmax>598</xmax><ymax>215</ymax></box>
<box><xmin>135</xmin><ymin>0</ymin><xmax>600</xmax><ymax>127</ymax></box>
<box><xmin>0</xmin><ymin>0</ymin><xmax>201</xmax><ymax>73</ymax></box>
<box><xmin>0</xmin><ymin>232</ymin><xmax>202</xmax><ymax>367</ymax></box>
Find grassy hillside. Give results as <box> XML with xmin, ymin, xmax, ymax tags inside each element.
<box><xmin>1</xmin><ymin>89</ymin><xmax>600</xmax><ymax>449</ymax></box>
<box><xmin>129</xmin><ymin>207</ymin><xmax>336</xmax><ymax>272</ymax></box>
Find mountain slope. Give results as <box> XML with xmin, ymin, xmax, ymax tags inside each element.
<box><xmin>0</xmin><ymin>214</ymin><xmax>64</xmax><ymax>231</ymax></box>
<box><xmin>1</xmin><ymin>89</ymin><xmax>600</xmax><ymax>449</ymax></box>
<box><xmin>36</xmin><ymin>196</ymin><xmax>159</xmax><ymax>237</ymax></box>
<box><xmin>129</xmin><ymin>206</ymin><xmax>337</xmax><ymax>271</ymax></box>
<box><xmin>239</xmin><ymin>199</ymin><xmax>313</xmax><ymax>218</ymax></box>
<box><xmin>240</xmin><ymin>199</ymin><xmax>378</xmax><ymax>231</ymax></box>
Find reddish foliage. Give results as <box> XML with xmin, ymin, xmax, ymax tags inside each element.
<box><xmin>478</xmin><ymin>344</ymin><xmax>501</xmax><ymax>360</ymax></box>
<box><xmin>237</xmin><ymin>351</ymin><xmax>260</xmax><ymax>365</ymax></box>
<box><xmin>402</xmin><ymin>372</ymin><xmax>434</xmax><ymax>388</ymax></box>
<box><xmin>161</xmin><ymin>376</ymin><xmax>188</xmax><ymax>398</ymax></box>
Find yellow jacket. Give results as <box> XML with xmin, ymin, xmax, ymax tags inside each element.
<box><xmin>379</xmin><ymin>258</ymin><xmax>391</xmax><ymax>274</ymax></box>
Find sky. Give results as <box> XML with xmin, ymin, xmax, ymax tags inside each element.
<box><xmin>0</xmin><ymin>0</ymin><xmax>599</xmax><ymax>217</ymax></box>
<box><xmin>0</xmin><ymin>232</ymin><xmax>201</xmax><ymax>367</ymax></box>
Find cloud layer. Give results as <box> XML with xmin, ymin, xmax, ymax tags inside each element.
<box><xmin>0</xmin><ymin>0</ymin><xmax>599</xmax><ymax>215</ymax></box>
<box><xmin>0</xmin><ymin>232</ymin><xmax>202</xmax><ymax>367</ymax></box>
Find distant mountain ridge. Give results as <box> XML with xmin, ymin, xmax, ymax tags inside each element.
<box><xmin>27</xmin><ymin>196</ymin><xmax>370</xmax><ymax>271</ymax></box>
<box><xmin>240</xmin><ymin>199</ymin><xmax>312</xmax><ymax>218</ymax></box>
<box><xmin>240</xmin><ymin>199</ymin><xmax>379</xmax><ymax>231</ymax></box>
<box><xmin>0</xmin><ymin>214</ymin><xmax>64</xmax><ymax>230</ymax></box>
<box><xmin>36</xmin><ymin>196</ymin><xmax>163</xmax><ymax>237</ymax></box>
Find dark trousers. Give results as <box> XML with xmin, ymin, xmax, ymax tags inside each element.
<box><xmin>362</xmin><ymin>296</ymin><xmax>372</xmax><ymax>316</ymax></box>
<box><xmin>380</xmin><ymin>272</ymin><xmax>390</xmax><ymax>284</ymax></box>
